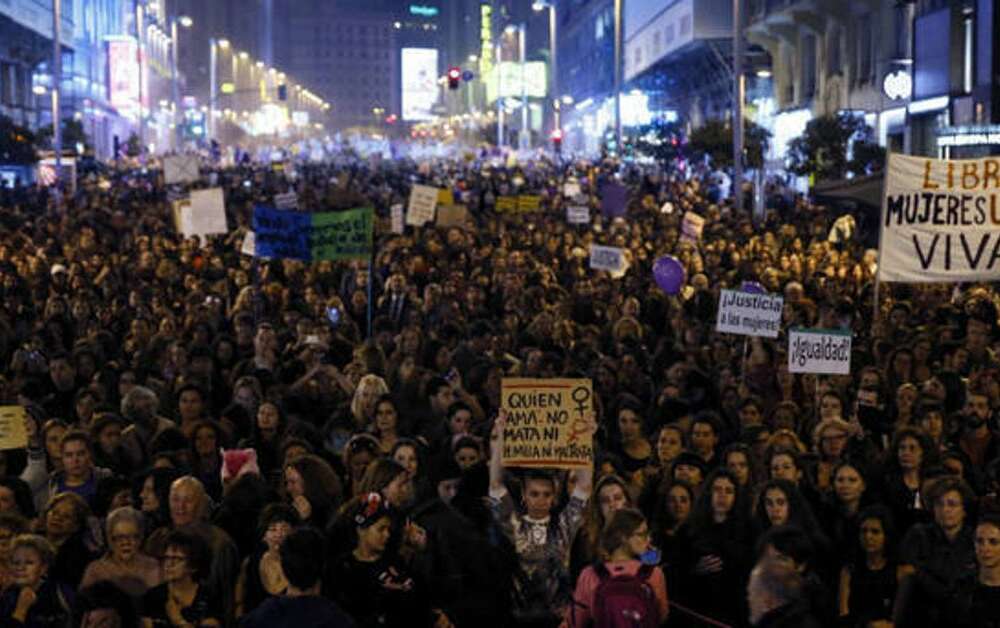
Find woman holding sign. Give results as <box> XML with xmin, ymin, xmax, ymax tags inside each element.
<box><xmin>489</xmin><ymin>410</ymin><xmax>595</xmax><ymax>627</ymax></box>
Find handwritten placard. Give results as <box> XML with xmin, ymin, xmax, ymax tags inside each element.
<box><xmin>253</xmin><ymin>206</ymin><xmax>373</xmax><ymax>261</ymax></box>
<box><xmin>788</xmin><ymin>328</ymin><xmax>853</xmax><ymax>374</ymax></box>
<box><xmin>436</xmin><ymin>205</ymin><xmax>468</xmax><ymax>228</ymax></box>
<box><xmin>716</xmin><ymin>289</ymin><xmax>784</xmax><ymax>338</ymax></box>
<box><xmin>501</xmin><ymin>379</ymin><xmax>594</xmax><ymax>469</ymax></box>
<box><xmin>407</xmin><ymin>184</ymin><xmax>439</xmax><ymax>226</ymax></box>
<box><xmin>567</xmin><ymin>205</ymin><xmax>590</xmax><ymax>224</ymax></box>
<box><xmin>496</xmin><ymin>196</ymin><xmax>519</xmax><ymax>212</ymax></box>
<box><xmin>391</xmin><ymin>203</ymin><xmax>404</xmax><ymax>234</ymax></box>
<box><xmin>590</xmin><ymin>245</ymin><xmax>626</xmax><ymax>272</ymax></box>
<box><xmin>0</xmin><ymin>406</ymin><xmax>28</xmax><ymax>450</ymax></box>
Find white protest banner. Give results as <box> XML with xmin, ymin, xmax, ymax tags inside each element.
<box><xmin>881</xmin><ymin>152</ymin><xmax>1000</xmax><ymax>282</ymax></box>
<box><xmin>274</xmin><ymin>191</ymin><xmax>298</xmax><ymax>210</ymax></box>
<box><xmin>564</xmin><ymin>182</ymin><xmax>582</xmax><ymax>198</ymax></box>
<box><xmin>567</xmin><ymin>205</ymin><xmax>590</xmax><ymax>225</ymax></box>
<box><xmin>680</xmin><ymin>211</ymin><xmax>706</xmax><ymax>244</ymax></box>
<box><xmin>788</xmin><ymin>328</ymin><xmax>852</xmax><ymax>375</ymax></box>
<box><xmin>391</xmin><ymin>204</ymin><xmax>404</xmax><ymax>234</ymax></box>
<box><xmin>183</xmin><ymin>187</ymin><xmax>228</xmax><ymax>241</ymax></box>
<box><xmin>163</xmin><ymin>155</ymin><xmax>200</xmax><ymax>184</ymax></box>
<box><xmin>589</xmin><ymin>245</ymin><xmax>625</xmax><ymax>272</ymax></box>
<box><xmin>241</xmin><ymin>231</ymin><xmax>256</xmax><ymax>256</ymax></box>
<box><xmin>715</xmin><ymin>289</ymin><xmax>784</xmax><ymax>338</ymax></box>
<box><xmin>406</xmin><ymin>184</ymin><xmax>438</xmax><ymax>226</ymax></box>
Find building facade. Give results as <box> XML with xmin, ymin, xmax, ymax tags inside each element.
<box><xmin>274</xmin><ymin>0</ymin><xmax>398</xmax><ymax>133</ymax></box>
<box><xmin>744</xmin><ymin>0</ymin><xmax>914</xmax><ymax>160</ymax></box>
<box><xmin>0</xmin><ymin>0</ymin><xmax>133</xmax><ymax>159</ymax></box>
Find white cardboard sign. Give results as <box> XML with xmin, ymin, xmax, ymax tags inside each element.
<box><xmin>715</xmin><ymin>289</ymin><xmax>784</xmax><ymax>338</ymax></box>
<box><xmin>681</xmin><ymin>211</ymin><xmax>706</xmax><ymax>243</ymax></box>
<box><xmin>163</xmin><ymin>155</ymin><xmax>200</xmax><ymax>184</ymax></box>
<box><xmin>788</xmin><ymin>328</ymin><xmax>852</xmax><ymax>374</ymax></box>
<box><xmin>589</xmin><ymin>245</ymin><xmax>625</xmax><ymax>272</ymax></box>
<box><xmin>406</xmin><ymin>184</ymin><xmax>439</xmax><ymax>226</ymax></box>
<box><xmin>391</xmin><ymin>204</ymin><xmax>405</xmax><ymax>234</ymax></box>
<box><xmin>182</xmin><ymin>187</ymin><xmax>228</xmax><ymax>241</ymax></box>
<box><xmin>567</xmin><ymin>205</ymin><xmax>590</xmax><ymax>224</ymax></box>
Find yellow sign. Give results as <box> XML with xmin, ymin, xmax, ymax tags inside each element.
<box><xmin>436</xmin><ymin>205</ymin><xmax>468</xmax><ymax>227</ymax></box>
<box><xmin>480</xmin><ymin>4</ymin><xmax>493</xmax><ymax>78</ymax></box>
<box><xmin>437</xmin><ymin>188</ymin><xmax>454</xmax><ymax>206</ymax></box>
<box><xmin>517</xmin><ymin>195</ymin><xmax>541</xmax><ymax>211</ymax></box>
<box><xmin>500</xmin><ymin>378</ymin><xmax>594</xmax><ymax>469</ymax></box>
<box><xmin>220</xmin><ymin>82</ymin><xmax>236</xmax><ymax>94</ymax></box>
<box><xmin>496</xmin><ymin>196</ymin><xmax>519</xmax><ymax>212</ymax></box>
<box><xmin>0</xmin><ymin>406</ymin><xmax>28</xmax><ymax>450</ymax></box>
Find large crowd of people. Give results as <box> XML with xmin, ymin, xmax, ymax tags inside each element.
<box><xmin>0</xmin><ymin>147</ymin><xmax>998</xmax><ymax>628</ymax></box>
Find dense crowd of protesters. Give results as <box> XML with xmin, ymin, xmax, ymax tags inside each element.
<box><xmin>0</xmin><ymin>147</ymin><xmax>998</xmax><ymax>628</ymax></box>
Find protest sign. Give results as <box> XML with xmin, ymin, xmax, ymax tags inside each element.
<box><xmin>564</xmin><ymin>181</ymin><xmax>582</xmax><ymax>198</ymax></box>
<box><xmin>880</xmin><ymin>153</ymin><xmax>1000</xmax><ymax>282</ymax></box>
<box><xmin>600</xmin><ymin>181</ymin><xmax>628</xmax><ymax>218</ymax></box>
<box><xmin>681</xmin><ymin>211</ymin><xmax>706</xmax><ymax>244</ymax></box>
<box><xmin>496</xmin><ymin>196</ymin><xmax>519</xmax><ymax>212</ymax></box>
<box><xmin>391</xmin><ymin>204</ymin><xmax>404</xmax><ymax>234</ymax></box>
<box><xmin>590</xmin><ymin>245</ymin><xmax>626</xmax><ymax>272</ymax></box>
<box><xmin>715</xmin><ymin>289</ymin><xmax>784</xmax><ymax>338</ymax></box>
<box><xmin>241</xmin><ymin>231</ymin><xmax>256</xmax><ymax>256</ymax></box>
<box><xmin>517</xmin><ymin>195</ymin><xmax>542</xmax><ymax>211</ymax></box>
<box><xmin>788</xmin><ymin>328</ymin><xmax>852</xmax><ymax>374</ymax></box>
<box><xmin>501</xmin><ymin>378</ymin><xmax>594</xmax><ymax>469</ymax></box>
<box><xmin>436</xmin><ymin>205</ymin><xmax>468</xmax><ymax>228</ymax></box>
<box><xmin>253</xmin><ymin>206</ymin><xmax>373</xmax><ymax>261</ymax></box>
<box><xmin>163</xmin><ymin>155</ymin><xmax>200</xmax><ymax>184</ymax></box>
<box><xmin>567</xmin><ymin>205</ymin><xmax>590</xmax><ymax>225</ymax></box>
<box><xmin>184</xmin><ymin>188</ymin><xmax>229</xmax><ymax>240</ymax></box>
<box><xmin>274</xmin><ymin>191</ymin><xmax>298</xmax><ymax>210</ymax></box>
<box><xmin>407</xmin><ymin>184</ymin><xmax>438</xmax><ymax>226</ymax></box>
<box><xmin>437</xmin><ymin>188</ymin><xmax>454</xmax><ymax>206</ymax></box>
<box><xmin>0</xmin><ymin>406</ymin><xmax>28</xmax><ymax>450</ymax></box>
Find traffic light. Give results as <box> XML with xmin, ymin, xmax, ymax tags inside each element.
<box><xmin>277</xmin><ymin>84</ymin><xmax>287</xmax><ymax>101</ymax></box>
<box><xmin>447</xmin><ymin>67</ymin><xmax>461</xmax><ymax>90</ymax></box>
<box><xmin>551</xmin><ymin>128</ymin><xmax>563</xmax><ymax>153</ymax></box>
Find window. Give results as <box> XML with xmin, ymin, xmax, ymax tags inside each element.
<box><xmin>680</xmin><ymin>15</ymin><xmax>691</xmax><ymax>37</ymax></box>
<box><xmin>856</xmin><ymin>14</ymin><xmax>872</xmax><ymax>84</ymax></box>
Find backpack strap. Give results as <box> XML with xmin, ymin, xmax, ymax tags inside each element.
<box><xmin>637</xmin><ymin>563</ymin><xmax>654</xmax><ymax>580</ymax></box>
<box><xmin>593</xmin><ymin>561</ymin><xmax>611</xmax><ymax>580</ymax></box>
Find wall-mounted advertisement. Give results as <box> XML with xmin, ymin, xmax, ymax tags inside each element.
<box><xmin>402</xmin><ymin>48</ymin><xmax>439</xmax><ymax>121</ymax></box>
<box><xmin>107</xmin><ymin>37</ymin><xmax>140</xmax><ymax>117</ymax></box>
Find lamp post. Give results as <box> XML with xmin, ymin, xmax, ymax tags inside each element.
<box><xmin>613</xmin><ymin>0</ymin><xmax>622</xmax><ymax>153</ymax></box>
<box><xmin>733</xmin><ymin>0</ymin><xmax>745</xmax><ymax>213</ymax></box>
<box><xmin>532</xmin><ymin>1</ymin><xmax>558</xmax><ymax>134</ymax></box>
<box><xmin>52</xmin><ymin>0</ymin><xmax>62</xmax><ymax>182</ymax></box>
<box><xmin>505</xmin><ymin>24</ymin><xmax>528</xmax><ymax>150</ymax></box>
<box><xmin>170</xmin><ymin>15</ymin><xmax>192</xmax><ymax>150</ymax></box>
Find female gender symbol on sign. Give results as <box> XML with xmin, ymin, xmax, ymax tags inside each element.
<box><xmin>567</xmin><ymin>386</ymin><xmax>592</xmax><ymax>444</ymax></box>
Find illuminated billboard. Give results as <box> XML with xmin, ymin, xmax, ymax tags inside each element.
<box><xmin>107</xmin><ymin>38</ymin><xmax>140</xmax><ymax>117</ymax></box>
<box><xmin>402</xmin><ymin>48</ymin><xmax>439</xmax><ymax>121</ymax></box>
<box><xmin>484</xmin><ymin>61</ymin><xmax>547</xmax><ymax>103</ymax></box>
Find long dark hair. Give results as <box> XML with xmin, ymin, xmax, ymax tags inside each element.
<box><xmin>689</xmin><ymin>468</ymin><xmax>746</xmax><ymax>529</ymax></box>
<box><xmin>753</xmin><ymin>479</ymin><xmax>822</xmax><ymax>533</ymax></box>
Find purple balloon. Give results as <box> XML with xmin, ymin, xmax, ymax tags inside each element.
<box><xmin>653</xmin><ymin>256</ymin><xmax>686</xmax><ymax>295</ymax></box>
<box><xmin>741</xmin><ymin>281</ymin><xmax>765</xmax><ymax>294</ymax></box>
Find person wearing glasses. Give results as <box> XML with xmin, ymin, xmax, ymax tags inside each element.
<box><xmin>141</xmin><ymin>530</ymin><xmax>222</xmax><ymax>628</ymax></box>
<box><xmin>80</xmin><ymin>506</ymin><xmax>161</xmax><ymax>599</ymax></box>
<box><xmin>566</xmin><ymin>508</ymin><xmax>668</xmax><ymax>628</ymax></box>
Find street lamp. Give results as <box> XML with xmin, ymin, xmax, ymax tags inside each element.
<box><xmin>171</xmin><ymin>15</ymin><xmax>193</xmax><ymax>150</ymax></box>
<box><xmin>533</xmin><ymin>1</ymin><xmax>559</xmax><ymax>133</ymax></box>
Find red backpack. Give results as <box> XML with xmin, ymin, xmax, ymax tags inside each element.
<box><xmin>590</xmin><ymin>562</ymin><xmax>659</xmax><ymax>628</ymax></box>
